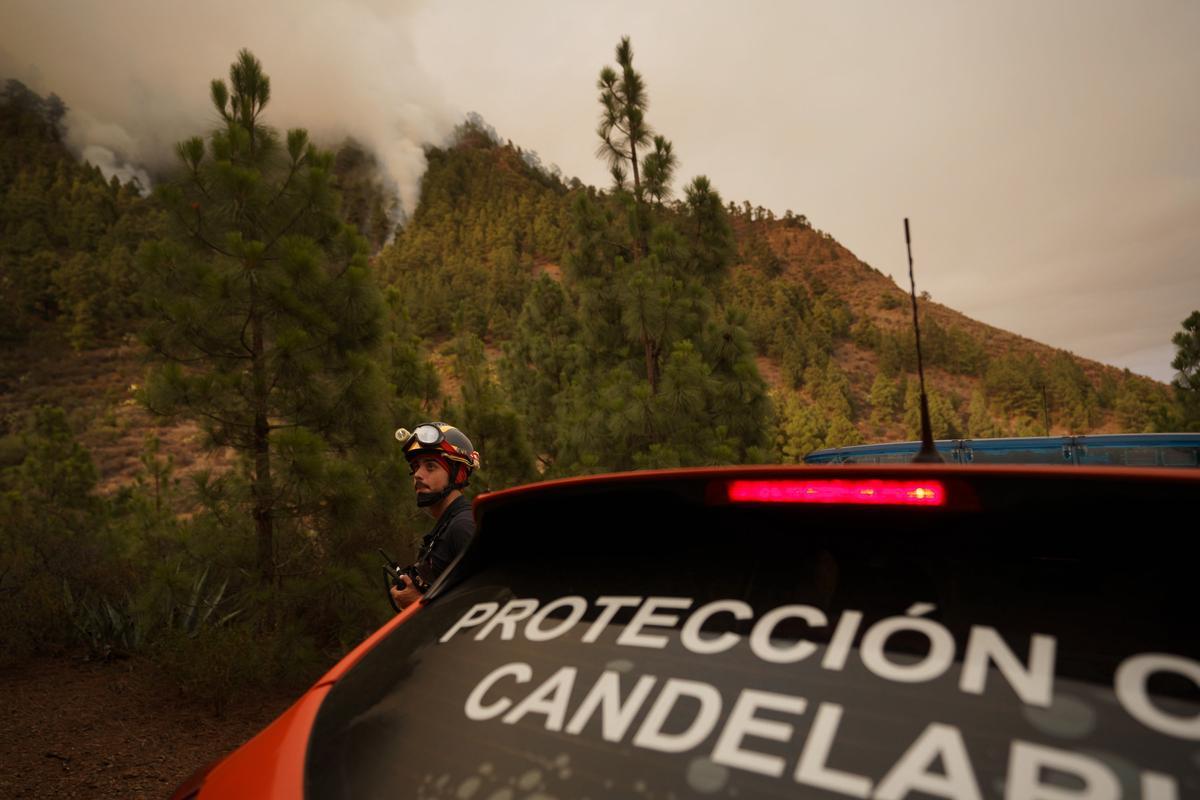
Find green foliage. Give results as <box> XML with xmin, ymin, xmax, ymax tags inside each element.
<box><xmin>1171</xmin><ymin>310</ymin><xmax>1200</xmax><ymax>430</ymax></box>
<box><xmin>140</xmin><ymin>50</ymin><xmax>392</xmax><ymax>581</ymax></box>
<box><xmin>444</xmin><ymin>333</ymin><xmax>537</xmax><ymax>491</ymax></box>
<box><xmin>740</xmin><ymin>222</ymin><xmax>782</xmax><ymax>277</ymax></box>
<box><xmin>872</xmin><ymin>317</ymin><xmax>986</xmax><ymax>379</ymax></box>
<box><xmin>1114</xmin><ymin>372</ymin><xmax>1174</xmax><ymax>433</ymax></box>
<box><xmin>984</xmin><ymin>353</ymin><xmax>1045</xmax><ymax>420</ymax></box>
<box><xmin>597</xmin><ymin>36</ymin><xmax>654</xmax><ymax>207</ymax></box>
<box><xmin>0</xmin><ymin>80</ymin><xmax>165</xmax><ymax>345</ymax></box>
<box><xmin>726</xmin><ymin>270</ymin><xmax>851</xmax><ymax>389</ymax></box>
<box><xmin>376</xmin><ymin>138</ymin><xmax>565</xmax><ymax>340</ymax></box>
<box><xmin>642</xmin><ymin>135</ymin><xmax>677</xmax><ymax>208</ymax></box>
<box><xmin>921</xmin><ymin>317</ymin><xmax>988</xmax><ymax>375</ymax></box>
<box><xmin>852</xmin><ymin>317</ymin><xmax>881</xmax><ymax>350</ymax></box>
<box><xmin>165</xmin><ymin>566</ymin><xmax>243</xmax><ymax>635</ymax></box>
<box><xmin>1045</xmin><ymin>353</ymin><xmax>1098</xmax><ymax>431</ymax></box>
<box><xmin>484</xmin><ymin>44</ymin><xmax>778</xmax><ymax>475</ymax></box>
<box><xmin>382</xmin><ymin>288</ymin><xmax>441</xmax><ymax>418</ymax></box>
<box><xmin>775</xmin><ymin>394</ymin><xmax>828</xmax><ymax>461</ymax></box>
<box><xmin>63</xmin><ymin>584</ymin><xmax>149</xmax><ymax>660</ymax></box>
<box><xmin>868</xmin><ymin>371</ymin><xmax>901</xmax><ymax>429</ymax></box>
<box><xmin>967</xmin><ymin>389</ymin><xmax>1005</xmax><ymax>438</ymax></box>
<box><xmin>903</xmin><ymin>382</ymin><xmax>962</xmax><ymax>439</ymax></box>
<box><xmin>0</xmin><ymin>406</ymin><xmax>116</xmax><ymax>664</ymax></box>
<box><xmin>825</xmin><ymin>414</ymin><xmax>864</xmax><ymax>448</ymax></box>
<box><xmin>500</xmin><ymin>275</ymin><xmax>584</xmax><ymax>467</ymax></box>
<box><xmin>530</xmin><ymin>169</ymin><xmax>768</xmax><ymax>471</ymax></box>
<box><xmin>332</xmin><ymin>139</ymin><xmax>399</xmax><ymax>252</ymax></box>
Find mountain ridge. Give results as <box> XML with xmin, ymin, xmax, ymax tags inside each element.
<box><xmin>0</xmin><ymin>87</ymin><xmax>1176</xmax><ymax>493</ymax></box>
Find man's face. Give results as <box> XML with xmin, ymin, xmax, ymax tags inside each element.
<box><xmin>411</xmin><ymin>456</ymin><xmax>450</xmax><ymax>496</ymax></box>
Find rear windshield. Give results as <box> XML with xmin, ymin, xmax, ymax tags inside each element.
<box><xmin>307</xmin><ymin>475</ymin><xmax>1198</xmax><ymax>799</ymax></box>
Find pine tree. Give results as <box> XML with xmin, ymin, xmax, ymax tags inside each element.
<box><xmin>139</xmin><ymin>51</ymin><xmax>388</xmax><ymax>581</ymax></box>
<box><xmin>1114</xmin><ymin>373</ymin><xmax>1173</xmax><ymax>433</ymax></box>
<box><xmin>597</xmin><ymin>37</ymin><xmax>652</xmax><ymax>209</ymax></box>
<box><xmin>868</xmin><ymin>371</ymin><xmax>901</xmax><ymax>430</ymax></box>
<box><xmin>642</xmin><ymin>135</ymin><xmax>677</xmax><ymax>208</ymax></box>
<box><xmin>1045</xmin><ymin>353</ymin><xmax>1095</xmax><ymax>432</ymax></box>
<box><xmin>825</xmin><ymin>414</ymin><xmax>863</xmax><ymax>448</ymax></box>
<box><xmin>967</xmin><ymin>389</ymin><xmax>1003</xmax><ymax>438</ymax></box>
<box><xmin>1170</xmin><ymin>311</ymin><xmax>1200</xmax><ymax>430</ymax></box>
<box><xmin>776</xmin><ymin>394</ymin><xmax>827</xmax><ymax>462</ymax></box>
<box><xmin>500</xmin><ymin>275</ymin><xmax>583</xmax><ymax>467</ymax></box>
<box><xmin>444</xmin><ymin>334</ymin><xmax>536</xmax><ymax>492</ymax></box>
<box><xmin>903</xmin><ymin>382</ymin><xmax>961</xmax><ymax>439</ymax></box>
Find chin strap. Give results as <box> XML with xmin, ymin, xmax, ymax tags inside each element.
<box><xmin>415</xmin><ymin>486</ymin><xmax>454</xmax><ymax>507</ymax></box>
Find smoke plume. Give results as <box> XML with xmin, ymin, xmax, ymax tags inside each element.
<box><xmin>1</xmin><ymin>0</ymin><xmax>454</xmax><ymax>212</ymax></box>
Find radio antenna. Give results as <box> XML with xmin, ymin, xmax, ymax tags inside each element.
<box><xmin>905</xmin><ymin>218</ymin><xmax>943</xmax><ymax>463</ymax></box>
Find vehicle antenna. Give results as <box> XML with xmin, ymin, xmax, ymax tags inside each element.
<box><xmin>905</xmin><ymin>218</ymin><xmax>943</xmax><ymax>463</ymax></box>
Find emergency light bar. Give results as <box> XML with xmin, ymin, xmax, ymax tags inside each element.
<box><xmin>724</xmin><ymin>479</ymin><xmax>946</xmax><ymax>506</ymax></box>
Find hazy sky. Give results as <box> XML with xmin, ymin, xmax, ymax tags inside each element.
<box><xmin>3</xmin><ymin>1</ymin><xmax>1197</xmax><ymax>382</ymax></box>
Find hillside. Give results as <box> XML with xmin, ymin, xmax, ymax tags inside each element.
<box><xmin>734</xmin><ymin>216</ymin><xmax>1143</xmax><ymax>439</ymax></box>
<box><xmin>0</xmin><ymin>104</ymin><xmax>1177</xmax><ymax>495</ymax></box>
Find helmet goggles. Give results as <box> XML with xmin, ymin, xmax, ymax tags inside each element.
<box><xmin>400</xmin><ymin>423</ymin><xmax>449</xmax><ymax>449</ymax></box>
<box><xmin>395</xmin><ymin>423</ymin><xmax>481</xmax><ymax>473</ymax></box>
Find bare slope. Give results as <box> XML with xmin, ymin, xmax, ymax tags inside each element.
<box><xmin>731</xmin><ymin>216</ymin><xmax>1143</xmax><ymax>439</ymax></box>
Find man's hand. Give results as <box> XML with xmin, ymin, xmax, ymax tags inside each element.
<box><xmin>390</xmin><ymin>576</ymin><xmax>423</xmax><ymax>611</ymax></box>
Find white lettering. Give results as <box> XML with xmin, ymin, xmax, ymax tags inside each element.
<box><xmin>581</xmin><ymin>596</ymin><xmax>642</xmax><ymax>643</ymax></box>
<box><xmin>875</xmin><ymin>723</ymin><xmax>982</xmax><ymax>800</ymax></box>
<box><xmin>860</xmin><ymin>608</ymin><xmax>955</xmax><ymax>683</ymax></box>
<box><xmin>617</xmin><ymin>596</ymin><xmax>693</xmax><ymax>649</ymax></box>
<box><xmin>525</xmin><ymin>596</ymin><xmax>588</xmax><ymax>642</ymax></box>
<box><xmin>565</xmin><ymin>670</ymin><xmax>658</xmax><ymax>742</ymax></box>
<box><xmin>712</xmin><ymin>689</ymin><xmax>807</xmax><ymax>778</ymax></box>
<box><xmin>464</xmin><ymin>662</ymin><xmax>532</xmax><ymax>721</ymax></box>
<box><xmin>440</xmin><ymin>602</ymin><xmax>500</xmax><ymax>643</ymax></box>
<box><xmin>501</xmin><ymin>666</ymin><xmax>577</xmax><ymax>731</ymax></box>
<box><xmin>1114</xmin><ymin>653</ymin><xmax>1200</xmax><ymax>740</ymax></box>
<box><xmin>821</xmin><ymin>610</ymin><xmax>863</xmax><ymax>671</ymax></box>
<box><xmin>960</xmin><ymin>627</ymin><xmax>1056</xmax><ymax>707</ymax></box>
<box><xmin>749</xmin><ymin>604</ymin><xmax>827</xmax><ymax>664</ymax></box>
<box><xmin>632</xmin><ymin>678</ymin><xmax>722</xmax><ymax>753</ymax></box>
<box><xmin>1142</xmin><ymin>771</ymin><xmax>1179</xmax><ymax>800</ymax></box>
<box><xmin>794</xmin><ymin>702</ymin><xmax>874</xmax><ymax>798</ymax></box>
<box><xmin>474</xmin><ymin>599</ymin><xmax>540</xmax><ymax>641</ymax></box>
<box><xmin>1006</xmin><ymin>740</ymin><xmax>1119</xmax><ymax>800</ymax></box>
<box><xmin>681</xmin><ymin>599</ymin><xmax>753</xmax><ymax>655</ymax></box>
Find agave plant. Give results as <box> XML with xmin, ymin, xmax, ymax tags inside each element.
<box><xmin>64</xmin><ymin>582</ymin><xmax>148</xmax><ymax>660</ymax></box>
<box><xmin>167</xmin><ymin>566</ymin><xmax>243</xmax><ymax>636</ymax></box>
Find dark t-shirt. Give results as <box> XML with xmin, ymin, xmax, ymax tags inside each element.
<box><xmin>417</xmin><ymin>495</ymin><xmax>475</xmax><ymax>583</ymax></box>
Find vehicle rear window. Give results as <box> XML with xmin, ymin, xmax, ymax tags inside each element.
<box><xmin>306</xmin><ymin>475</ymin><xmax>1198</xmax><ymax>799</ymax></box>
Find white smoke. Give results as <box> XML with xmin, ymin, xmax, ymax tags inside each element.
<box><xmin>2</xmin><ymin>0</ymin><xmax>455</xmax><ymax>214</ymax></box>
<box><xmin>63</xmin><ymin>110</ymin><xmax>153</xmax><ymax>191</ymax></box>
<box><xmin>80</xmin><ymin>145</ymin><xmax>153</xmax><ymax>192</ymax></box>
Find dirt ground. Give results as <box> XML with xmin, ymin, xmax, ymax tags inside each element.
<box><xmin>0</xmin><ymin>656</ymin><xmax>294</xmax><ymax>799</ymax></box>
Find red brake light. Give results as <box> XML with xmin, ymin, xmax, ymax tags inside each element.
<box><xmin>725</xmin><ymin>479</ymin><xmax>946</xmax><ymax>507</ymax></box>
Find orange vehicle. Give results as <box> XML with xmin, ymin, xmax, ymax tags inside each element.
<box><xmin>171</xmin><ymin>464</ymin><xmax>1200</xmax><ymax>799</ymax></box>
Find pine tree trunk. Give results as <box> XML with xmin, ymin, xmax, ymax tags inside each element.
<box><xmin>630</xmin><ymin>139</ymin><xmax>642</xmax><ymax>203</ymax></box>
<box><xmin>643</xmin><ymin>332</ymin><xmax>658</xmax><ymax>394</ymax></box>
<box><xmin>249</xmin><ymin>287</ymin><xmax>275</xmax><ymax>582</ymax></box>
<box><xmin>629</xmin><ymin>141</ymin><xmax>644</xmax><ymax>258</ymax></box>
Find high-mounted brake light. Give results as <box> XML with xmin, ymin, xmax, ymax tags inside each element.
<box><xmin>725</xmin><ymin>479</ymin><xmax>946</xmax><ymax>506</ymax></box>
